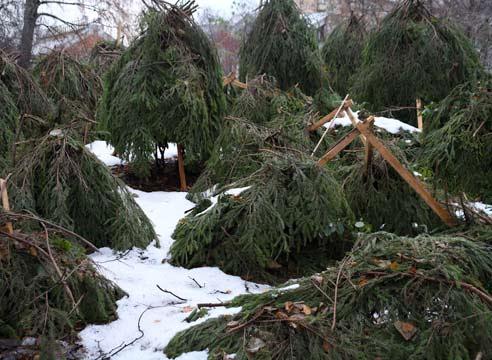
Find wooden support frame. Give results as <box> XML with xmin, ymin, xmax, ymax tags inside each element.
<box><xmin>416</xmin><ymin>98</ymin><xmax>423</xmax><ymax>131</ymax></box>
<box><xmin>0</xmin><ymin>178</ymin><xmax>13</xmax><ymax>235</ymax></box>
<box><xmin>177</xmin><ymin>144</ymin><xmax>187</xmax><ymax>192</ymax></box>
<box><xmin>223</xmin><ymin>73</ymin><xmax>248</xmax><ymax>89</ymax></box>
<box><xmin>317</xmin><ymin>118</ymin><xmax>457</xmax><ymax>227</ymax></box>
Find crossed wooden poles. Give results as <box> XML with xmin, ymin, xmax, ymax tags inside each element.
<box><xmin>310</xmin><ymin>100</ymin><xmax>457</xmax><ymax>228</ymax></box>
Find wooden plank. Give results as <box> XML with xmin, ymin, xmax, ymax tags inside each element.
<box><xmin>0</xmin><ymin>179</ymin><xmax>13</xmax><ymax>235</ymax></box>
<box><xmin>416</xmin><ymin>98</ymin><xmax>423</xmax><ymax>131</ymax></box>
<box><xmin>308</xmin><ymin>99</ymin><xmax>352</xmax><ymax>132</ymax></box>
<box><xmin>346</xmin><ymin>107</ymin><xmax>367</xmax><ymax>145</ymax></box>
<box><xmin>356</xmin><ymin>123</ymin><xmax>457</xmax><ymax>227</ymax></box>
<box><xmin>177</xmin><ymin>144</ymin><xmax>187</xmax><ymax>191</ymax></box>
<box><xmin>318</xmin><ymin>128</ymin><xmax>360</xmax><ymax>166</ymax></box>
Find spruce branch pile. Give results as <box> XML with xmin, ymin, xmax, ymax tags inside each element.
<box><xmin>352</xmin><ymin>0</ymin><xmax>482</xmax><ymax>125</ymax></box>
<box><xmin>166</xmin><ymin>232</ymin><xmax>492</xmax><ymax>359</ymax></box>
<box><xmin>0</xmin><ymin>212</ymin><xmax>124</xmax><ymax>356</ymax></box>
<box><xmin>10</xmin><ymin>130</ymin><xmax>156</xmax><ymax>250</ymax></box>
<box><xmin>170</xmin><ymin>152</ymin><xmax>354</xmax><ymax>283</ymax></box>
<box><xmin>34</xmin><ymin>51</ymin><xmax>102</xmax><ymax>136</ymax></box>
<box><xmin>99</xmin><ymin>1</ymin><xmax>226</xmax><ymax>177</ymax></box>
<box><xmin>90</xmin><ymin>40</ymin><xmax>124</xmax><ymax>76</ymax></box>
<box><xmin>335</xmin><ymin>139</ymin><xmax>443</xmax><ymax>235</ymax></box>
<box><xmin>421</xmin><ymin>80</ymin><xmax>492</xmax><ymax>202</ymax></box>
<box><xmin>190</xmin><ymin>79</ymin><xmax>320</xmax><ymax>196</ymax></box>
<box><xmin>322</xmin><ymin>14</ymin><xmax>366</xmax><ymax>96</ymax></box>
<box><xmin>0</xmin><ymin>81</ymin><xmax>18</xmax><ymax>172</ymax></box>
<box><xmin>239</xmin><ymin>0</ymin><xmax>324</xmax><ymax>96</ymax></box>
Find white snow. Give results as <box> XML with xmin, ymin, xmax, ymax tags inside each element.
<box><xmin>86</xmin><ymin>141</ymin><xmax>124</xmax><ymax>167</ymax></box>
<box><xmin>85</xmin><ymin>141</ymin><xmax>179</xmax><ymax>167</ymax></box>
<box><xmin>79</xmin><ymin>186</ymin><xmax>268</xmax><ymax>359</ymax></box>
<box><xmin>196</xmin><ymin>186</ymin><xmax>252</xmax><ymax>216</ymax></box>
<box><xmin>324</xmin><ymin>111</ymin><xmax>421</xmax><ymax>134</ymax></box>
<box><xmin>471</xmin><ymin>202</ymin><xmax>492</xmax><ymax>217</ymax></box>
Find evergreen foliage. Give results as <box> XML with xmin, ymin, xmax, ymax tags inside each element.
<box><xmin>166</xmin><ymin>232</ymin><xmax>492</xmax><ymax>359</ymax></box>
<box><xmin>0</xmin><ymin>81</ymin><xmax>18</xmax><ymax>172</ymax></box>
<box><xmin>33</xmin><ymin>51</ymin><xmax>102</xmax><ymax>137</ymax></box>
<box><xmin>351</xmin><ymin>0</ymin><xmax>482</xmax><ymax>125</ymax></box>
<box><xmin>322</xmin><ymin>14</ymin><xmax>366</xmax><ymax>96</ymax></box>
<box><xmin>90</xmin><ymin>40</ymin><xmax>124</xmax><ymax>76</ymax></box>
<box><xmin>421</xmin><ymin>80</ymin><xmax>492</xmax><ymax>202</ymax></box>
<box><xmin>10</xmin><ymin>130</ymin><xmax>156</xmax><ymax>250</ymax></box>
<box><xmin>170</xmin><ymin>152</ymin><xmax>354</xmax><ymax>283</ymax></box>
<box><xmin>99</xmin><ymin>1</ymin><xmax>226</xmax><ymax>177</ymax></box>
<box><xmin>239</xmin><ymin>0</ymin><xmax>324</xmax><ymax>95</ymax></box>
<box><xmin>0</xmin><ymin>213</ymin><xmax>124</xmax><ymax>354</ymax></box>
<box><xmin>335</xmin><ymin>138</ymin><xmax>443</xmax><ymax>235</ymax></box>
<box><xmin>0</xmin><ymin>51</ymin><xmax>53</xmax><ymax>119</ymax></box>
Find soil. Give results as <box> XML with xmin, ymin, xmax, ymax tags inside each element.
<box><xmin>111</xmin><ymin>158</ymin><xmax>203</xmax><ymax>192</ymax></box>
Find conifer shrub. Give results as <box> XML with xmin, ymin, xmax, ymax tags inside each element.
<box><xmin>90</xmin><ymin>40</ymin><xmax>124</xmax><ymax>76</ymax></box>
<box><xmin>421</xmin><ymin>80</ymin><xmax>492</xmax><ymax>202</ymax></box>
<box><xmin>170</xmin><ymin>152</ymin><xmax>355</xmax><ymax>283</ymax></box>
<box><xmin>166</xmin><ymin>232</ymin><xmax>492</xmax><ymax>359</ymax></box>
<box><xmin>322</xmin><ymin>14</ymin><xmax>366</xmax><ymax>96</ymax></box>
<box><xmin>0</xmin><ymin>81</ymin><xmax>18</xmax><ymax>171</ymax></box>
<box><xmin>33</xmin><ymin>51</ymin><xmax>102</xmax><ymax>139</ymax></box>
<box><xmin>0</xmin><ymin>212</ymin><xmax>124</xmax><ymax>354</ymax></box>
<box><xmin>0</xmin><ymin>51</ymin><xmax>53</xmax><ymax>119</ymax></box>
<box><xmin>352</xmin><ymin>0</ymin><xmax>482</xmax><ymax>125</ymax></box>
<box><xmin>10</xmin><ymin>130</ymin><xmax>156</xmax><ymax>250</ymax></box>
<box><xmin>335</xmin><ymin>139</ymin><xmax>443</xmax><ymax>235</ymax></box>
<box><xmin>99</xmin><ymin>2</ymin><xmax>226</xmax><ymax>177</ymax></box>
<box><xmin>239</xmin><ymin>0</ymin><xmax>325</xmax><ymax>96</ymax></box>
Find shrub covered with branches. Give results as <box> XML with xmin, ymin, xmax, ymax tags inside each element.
<box><xmin>99</xmin><ymin>1</ymin><xmax>226</xmax><ymax>177</ymax></box>
<box><xmin>421</xmin><ymin>80</ymin><xmax>492</xmax><ymax>202</ymax></box>
<box><xmin>190</xmin><ymin>79</ymin><xmax>322</xmax><ymax>196</ymax></box>
<box><xmin>0</xmin><ymin>81</ymin><xmax>18</xmax><ymax>171</ymax></box>
<box><xmin>33</xmin><ymin>51</ymin><xmax>102</xmax><ymax>138</ymax></box>
<box><xmin>322</xmin><ymin>14</ymin><xmax>366</xmax><ymax>96</ymax></box>
<box><xmin>335</xmin><ymin>138</ymin><xmax>444</xmax><ymax>235</ymax></box>
<box><xmin>170</xmin><ymin>152</ymin><xmax>354</xmax><ymax>283</ymax></box>
<box><xmin>0</xmin><ymin>212</ymin><xmax>124</xmax><ymax>357</ymax></box>
<box><xmin>239</xmin><ymin>0</ymin><xmax>324</xmax><ymax>96</ymax></box>
<box><xmin>352</xmin><ymin>0</ymin><xmax>482</xmax><ymax>125</ymax></box>
<box><xmin>166</xmin><ymin>232</ymin><xmax>492</xmax><ymax>359</ymax></box>
<box><xmin>0</xmin><ymin>51</ymin><xmax>53</xmax><ymax>120</ymax></box>
<box><xmin>10</xmin><ymin>130</ymin><xmax>156</xmax><ymax>250</ymax></box>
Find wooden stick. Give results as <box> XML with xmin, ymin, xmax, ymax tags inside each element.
<box><xmin>345</xmin><ymin>107</ymin><xmax>367</xmax><ymax>145</ymax></box>
<box><xmin>318</xmin><ymin>128</ymin><xmax>360</xmax><ymax>165</ymax></box>
<box><xmin>177</xmin><ymin>144</ymin><xmax>187</xmax><ymax>191</ymax></box>
<box><xmin>364</xmin><ymin>118</ymin><xmax>374</xmax><ymax>176</ymax></box>
<box><xmin>416</xmin><ymin>98</ymin><xmax>423</xmax><ymax>131</ymax></box>
<box><xmin>223</xmin><ymin>74</ymin><xmax>248</xmax><ymax>89</ymax></box>
<box><xmin>308</xmin><ymin>99</ymin><xmax>352</xmax><ymax>132</ymax></box>
<box><xmin>356</xmin><ymin>123</ymin><xmax>457</xmax><ymax>227</ymax></box>
<box><xmin>0</xmin><ymin>179</ymin><xmax>13</xmax><ymax>235</ymax></box>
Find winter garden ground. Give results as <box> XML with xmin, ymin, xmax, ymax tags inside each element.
<box><xmin>79</xmin><ymin>116</ymin><xmax>492</xmax><ymax>359</ymax></box>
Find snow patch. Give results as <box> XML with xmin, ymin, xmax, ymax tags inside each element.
<box><xmin>197</xmin><ymin>186</ymin><xmax>252</xmax><ymax>216</ymax></box>
<box><xmin>86</xmin><ymin>141</ymin><xmax>124</xmax><ymax>167</ymax></box>
<box><xmin>324</xmin><ymin>111</ymin><xmax>420</xmax><ymax>134</ymax></box>
<box><xmin>79</xmin><ymin>189</ymin><xmax>268</xmax><ymax>359</ymax></box>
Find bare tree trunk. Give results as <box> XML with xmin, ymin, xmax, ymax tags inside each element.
<box><xmin>18</xmin><ymin>0</ymin><xmax>40</xmax><ymax>68</ymax></box>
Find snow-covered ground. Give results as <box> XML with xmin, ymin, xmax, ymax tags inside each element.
<box><xmin>80</xmin><ymin>153</ymin><xmax>268</xmax><ymax>359</ymax></box>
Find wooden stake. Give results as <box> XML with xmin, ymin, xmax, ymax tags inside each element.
<box><xmin>177</xmin><ymin>144</ymin><xmax>187</xmax><ymax>191</ymax></box>
<box><xmin>364</xmin><ymin>117</ymin><xmax>374</xmax><ymax>176</ymax></box>
<box><xmin>308</xmin><ymin>100</ymin><xmax>352</xmax><ymax>132</ymax></box>
<box><xmin>416</xmin><ymin>98</ymin><xmax>423</xmax><ymax>131</ymax></box>
<box><xmin>0</xmin><ymin>179</ymin><xmax>14</xmax><ymax>235</ymax></box>
<box><xmin>345</xmin><ymin>107</ymin><xmax>367</xmax><ymax>145</ymax></box>
<box><xmin>318</xmin><ymin>128</ymin><xmax>360</xmax><ymax>166</ymax></box>
<box><xmin>356</xmin><ymin>123</ymin><xmax>457</xmax><ymax>227</ymax></box>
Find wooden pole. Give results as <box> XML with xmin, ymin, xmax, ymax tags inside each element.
<box><xmin>177</xmin><ymin>144</ymin><xmax>187</xmax><ymax>191</ymax></box>
<box><xmin>308</xmin><ymin>99</ymin><xmax>352</xmax><ymax>132</ymax></box>
<box><xmin>364</xmin><ymin>117</ymin><xmax>374</xmax><ymax>176</ymax></box>
<box><xmin>416</xmin><ymin>98</ymin><xmax>423</xmax><ymax>131</ymax></box>
<box><xmin>356</xmin><ymin>123</ymin><xmax>457</xmax><ymax>227</ymax></box>
<box><xmin>0</xmin><ymin>179</ymin><xmax>14</xmax><ymax>235</ymax></box>
<box><xmin>318</xmin><ymin>128</ymin><xmax>361</xmax><ymax>165</ymax></box>
<box><xmin>345</xmin><ymin>107</ymin><xmax>367</xmax><ymax>145</ymax></box>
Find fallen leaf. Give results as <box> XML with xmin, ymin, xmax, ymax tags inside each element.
<box><xmin>284</xmin><ymin>301</ymin><xmax>294</xmax><ymax>312</ymax></box>
<box><xmin>358</xmin><ymin>277</ymin><xmax>368</xmax><ymax>287</ymax></box>
<box><xmin>389</xmin><ymin>261</ymin><xmax>399</xmax><ymax>271</ymax></box>
<box><xmin>182</xmin><ymin>306</ymin><xmax>194</xmax><ymax>313</ymax></box>
<box><xmin>394</xmin><ymin>321</ymin><xmax>417</xmax><ymax>341</ymax></box>
<box><xmin>245</xmin><ymin>337</ymin><xmax>266</xmax><ymax>354</ymax></box>
<box><xmin>301</xmin><ymin>304</ymin><xmax>312</xmax><ymax>315</ymax></box>
<box><xmin>29</xmin><ymin>246</ymin><xmax>38</xmax><ymax>257</ymax></box>
<box><xmin>322</xmin><ymin>341</ymin><xmax>332</xmax><ymax>352</ymax></box>
<box><xmin>267</xmin><ymin>260</ymin><xmax>282</xmax><ymax>269</ymax></box>
<box><xmin>153</xmin><ymin>319</ymin><xmax>161</xmax><ymax>323</ymax></box>
<box><xmin>227</xmin><ymin>321</ymin><xmax>240</xmax><ymax>328</ymax></box>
